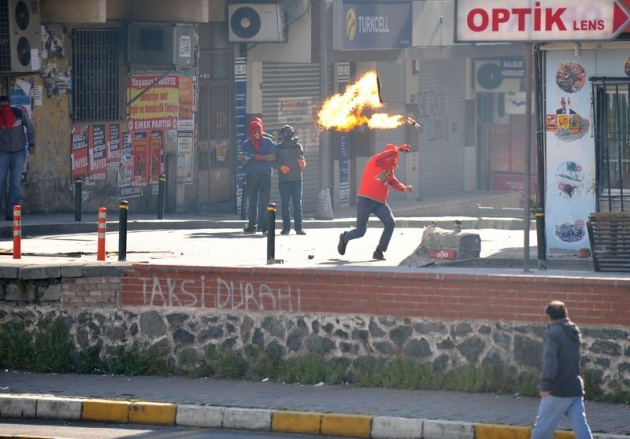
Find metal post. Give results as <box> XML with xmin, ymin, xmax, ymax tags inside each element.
<box><xmin>267</xmin><ymin>203</ymin><xmax>276</xmax><ymax>264</ymax></box>
<box><xmin>535</xmin><ymin>207</ymin><xmax>547</xmax><ymax>269</ymax></box>
<box><xmin>157</xmin><ymin>174</ymin><xmax>166</xmax><ymax>220</ymax></box>
<box><xmin>118</xmin><ymin>200</ymin><xmax>128</xmax><ymax>262</ymax></box>
<box><xmin>97</xmin><ymin>207</ymin><xmax>107</xmax><ymax>261</ymax></box>
<box><xmin>12</xmin><ymin>205</ymin><xmax>21</xmax><ymax>259</ymax></box>
<box><xmin>523</xmin><ymin>43</ymin><xmax>533</xmax><ymax>273</ymax></box>
<box><xmin>74</xmin><ymin>177</ymin><xmax>82</xmax><ymax>222</ymax></box>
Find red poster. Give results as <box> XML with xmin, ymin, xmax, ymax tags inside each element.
<box><xmin>107</xmin><ymin>124</ymin><xmax>122</xmax><ymax>163</ymax></box>
<box><xmin>133</xmin><ymin>132</ymin><xmax>149</xmax><ymax>185</ymax></box>
<box><xmin>150</xmin><ymin>130</ymin><xmax>163</xmax><ymax>185</ymax></box>
<box><xmin>71</xmin><ymin>125</ymin><xmax>88</xmax><ymax>180</ymax></box>
<box><xmin>89</xmin><ymin>124</ymin><xmax>107</xmax><ymax>182</ymax></box>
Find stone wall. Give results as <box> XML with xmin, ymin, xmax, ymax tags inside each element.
<box><xmin>0</xmin><ymin>263</ymin><xmax>629</xmax><ymax>393</ymax></box>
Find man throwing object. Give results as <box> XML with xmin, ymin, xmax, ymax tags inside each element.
<box><xmin>338</xmin><ymin>143</ymin><xmax>412</xmax><ymax>260</ymax></box>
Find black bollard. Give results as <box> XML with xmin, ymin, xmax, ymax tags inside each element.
<box><xmin>74</xmin><ymin>177</ymin><xmax>82</xmax><ymax>222</ymax></box>
<box><xmin>157</xmin><ymin>174</ymin><xmax>166</xmax><ymax>219</ymax></box>
<box><xmin>266</xmin><ymin>203</ymin><xmax>276</xmax><ymax>264</ymax></box>
<box><xmin>535</xmin><ymin>207</ymin><xmax>547</xmax><ymax>270</ymax></box>
<box><xmin>118</xmin><ymin>200</ymin><xmax>129</xmax><ymax>261</ymax></box>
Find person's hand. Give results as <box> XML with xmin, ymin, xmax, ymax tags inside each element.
<box><xmin>254</xmin><ymin>154</ymin><xmax>263</xmax><ymax>161</ymax></box>
<box><xmin>399</xmin><ymin>144</ymin><xmax>410</xmax><ymax>153</ymax></box>
<box><xmin>539</xmin><ymin>391</ymin><xmax>550</xmax><ymax>398</ymax></box>
<box><xmin>404</xmin><ymin>185</ymin><xmax>413</xmax><ymax>193</ymax></box>
<box><xmin>280</xmin><ymin>165</ymin><xmax>290</xmax><ymax>174</ymax></box>
<box><xmin>297</xmin><ymin>158</ymin><xmax>306</xmax><ymax>168</ymax></box>
<box><xmin>240</xmin><ymin>154</ymin><xmax>249</xmax><ymax>164</ymax></box>
<box><xmin>28</xmin><ymin>144</ymin><xmax>35</xmax><ymax>155</ymax></box>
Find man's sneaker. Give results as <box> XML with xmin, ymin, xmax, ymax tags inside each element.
<box><xmin>337</xmin><ymin>232</ymin><xmax>348</xmax><ymax>255</ymax></box>
<box><xmin>296</xmin><ymin>230</ymin><xmax>306</xmax><ymax>235</ymax></box>
<box><xmin>373</xmin><ymin>249</ymin><xmax>385</xmax><ymax>260</ymax></box>
<box><xmin>280</xmin><ymin>229</ymin><xmax>290</xmax><ymax>235</ymax></box>
<box><xmin>243</xmin><ymin>226</ymin><xmax>256</xmax><ymax>234</ymax></box>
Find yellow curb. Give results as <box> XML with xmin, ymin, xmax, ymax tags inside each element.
<box><xmin>272</xmin><ymin>410</ymin><xmax>323</xmax><ymax>435</ymax></box>
<box><xmin>82</xmin><ymin>399</ymin><xmax>130</xmax><ymax>423</ymax></box>
<box><xmin>553</xmin><ymin>431</ymin><xmax>575</xmax><ymax>439</ymax></box>
<box><xmin>129</xmin><ymin>401</ymin><xmax>177</xmax><ymax>426</ymax></box>
<box><xmin>475</xmin><ymin>424</ymin><xmax>531</xmax><ymax>439</ymax></box>
<box><xmin>321</xmin><ymin>413</ymin><xmax>372</xmax><ymax>438</ymax></box>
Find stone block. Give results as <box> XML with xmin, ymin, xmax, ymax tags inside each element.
<box><xmin>419</xmin><ymin>227</ymin><xmax>481</xmax><ymax>260</ymax></box>
<box><xmin>176</xmin><ymin>404</ymin><xmax>224</xmax><ymax>428</ymax></box>
<box><xmin>37</xmin><ymin>397</ymin><xmax>82</xmax><ymax>421</ymax></box>
<box><xmin>372</xmin><ymin>415</ymin><xmax>423</xmax><ymax>438</ymax></box>
<box><xmin>0</xmin><ymin>394</ymin><xmax>37</xmax><ymax>418</ymax></box>
<box><xmin>223</xmin><ymin>407</ymin><xmax>272</xmax><ymax>431</ymax></box>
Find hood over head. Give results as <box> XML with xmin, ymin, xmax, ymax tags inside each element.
<box><xmin>249</xmin><ymin>118</ymin><xmax>264</xmax><ymax>151</ymax></box>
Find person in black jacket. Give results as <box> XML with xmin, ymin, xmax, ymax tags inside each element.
<box><xmin>530</xmin><ymin>301</ymin><xmax>592</xmax><ymax>439</ymax></box>
<box><xmin>0</xmin><ymin>96</ymin><xmax>36</xmax><ymax>221</ymax></box>
<box><xmin>274</xmin><ymin>125</ymin><xmax>306</xmax><ymax>235</ymax></box>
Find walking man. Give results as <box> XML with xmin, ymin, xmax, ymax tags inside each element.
<box><xmin>241</xmin><ymin>117</ymin><xmax>276</xmax><ymax>234</ymax></box>
<box><xmin>275</xmin><ymin>125</ymin><xmax>306</xmax><ymax>235</ymax></box>
<box><xmin>337</xmin><ymin>143</ymin><xmax>412</xmax><ymax>260</ymax></box>
<box><xmin>530</xmin><ymin>300</ymin><xmax>592</xmax><ymax>439</ymax></box>
<box><xmin>0</xmin><ymin>96</ymin><xmax>36</xmax><ymax>221</ymax></box>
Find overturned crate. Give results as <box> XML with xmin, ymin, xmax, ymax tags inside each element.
<box><xmin>587</xmin><ymin>212</ymin><xmax>630</xmax><ymax>272</ymax></box>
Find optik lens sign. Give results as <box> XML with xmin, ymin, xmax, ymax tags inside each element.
<box><xmin>456</xmin><ymin>0</ymin><xmax>630</xmax><ymax>42</ymax></box>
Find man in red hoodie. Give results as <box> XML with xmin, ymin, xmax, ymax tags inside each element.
<box><xmin>338</xmin><ymin>143</ymin><xmax>413</xmax><ymax>260</ymax></box>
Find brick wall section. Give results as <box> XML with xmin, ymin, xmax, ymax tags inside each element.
<box><xmin>62</xmin><ymin>276</ymin><xmax>120</xmax><ymax>307</ymax></box>
<box><xmin>122</xmin><ymin>265</ymin><xmax>630</xmax><ymax>326</ymax></box>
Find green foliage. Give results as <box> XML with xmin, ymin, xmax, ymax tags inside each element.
<box><xmin>278</xmin><ymin>353</ymin><xmax>344</xmax><ymax>385</ymax></box>
<box><xmin>102</xmin><ymin>343</ymin><xmax>168</xmax><ymax>376</ymax></box>
<box><xmin>0</xmin><ymin>322</ymin><xmax>35</xmax><ymax>370</ymax></box>
<box><xmin>516</xmin><ymin>370</ymin><xmax>540</xmax><ymax>397</ymax></box>
<box><xmin>206</xmin><ymin>346</ymin><xmax>248</xmax><ymax>379</ymax></box>
<box><xmin>32</xmin><ymin>320</ymin><xmax>74</xmax><ymax>373</ymax></box>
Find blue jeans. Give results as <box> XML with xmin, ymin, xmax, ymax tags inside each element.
<box><xmin>0</xmin><ymin>149</ymin><xmax>26</xmax><ymax>218</ymax></box>
<box><xmin>345</xmin><ymin>197</ymin><xmax>395</xmax><ymax>252</ymax></box>
<box><xmin>246</xmin><ymin>172</ymin><xmax>271</xmax><ymax>232</ymax></box>
<box><xmin>279</xmin><ymin>180</ymin><xmax>303</xmax><ymax>231</ymax></box>
<box><xmin>530</xmin><ymin>395</ymin><xmax>592</xmax><ymax>439</ymax></box>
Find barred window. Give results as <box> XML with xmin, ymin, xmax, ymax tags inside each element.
<box><xmin>72</xmin><ymin>29</ymin><xmax>125</xmax><ymax>122</ymax></box>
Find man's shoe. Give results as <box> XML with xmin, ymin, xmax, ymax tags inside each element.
<box><xmin>280</xmin><ymin>229</ymin><xmax>290</xmax><ymax>235</ymax></box>
<box><xmin>243</xmin><ymin>226</ymin><xmax>256</xmax><ymax>234</ymax></box>
<box><xmin>337</xmin><ymin>232</ymin><xmax>347</xmax><ymax>255</ymax></box>
<box><xmin>373</xmin><ymin>249</ymin><xmax>385</xmax><ymax>260</ymax></box>
<box><xmin>295</xmin><ymin>230</ymin><xmax>306</xmax><ymax>235</ymax></box>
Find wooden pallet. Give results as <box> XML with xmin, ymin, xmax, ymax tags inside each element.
<box><xmin>587</xmin><ymin>212</ymin><xmax>630</xmax><ymax>272</ymax></box>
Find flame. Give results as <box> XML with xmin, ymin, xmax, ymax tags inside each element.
<box><xmin>317</xmin><ymin>71</ymin><xmax>407</xmax><ymax>132</ymax></box>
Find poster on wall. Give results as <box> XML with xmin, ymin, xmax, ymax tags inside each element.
<box><xmin>117</xmin><ymin>132</ymin><xmax>142</xmax><ymax>199</ymax></box>
<box><xmin>133</xmin><ymin>131</ymin><xmax>149</xmax><ymax>185</ymax></box>
<box><xmin>108</xmin><ymin>124</ymin><xmax>121</xmax><ymax>164</ymax></box>
<box><xmin>177</xmin><ymin>131</ymin><xmax>194</xmax><ymax>182</ymax></box>
<box><xmin>71</xmin><ymin>125</ymin><xmax>89</xmax><ymax>180</ymax></box>
<box><xmin>544</xmin><ymin>51</ymin><xmax>596</xmax><ymax>251</ymax></box>
<box><xmin>178</xmin><ymin>75</ymin><xmax>194</xmax><ymax>131</ymax></box>
<box><xmin>90</xmin><ymin>124</ymin><xmax>107</xmax><ymax>182</ymax></box>
<box><xmin>150</xmin><ymin>130</ymin><xmax>164</xmax><ymax>186</ymax></box>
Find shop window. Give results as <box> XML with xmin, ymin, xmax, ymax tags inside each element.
<box><xmin>72</xmin><ymin>29</ymin><xmax>125</xmax><ymax>122</ymax></box>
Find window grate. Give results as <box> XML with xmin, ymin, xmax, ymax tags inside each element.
<box><xmin>0</xmin><ymin>0</ymin><xmax>10</xmax><ymax>71</ymax></box>
<box><xmin>72</xmin><ymin>28</ymin><xmax>124</xmax><ymax>123</ymax></box>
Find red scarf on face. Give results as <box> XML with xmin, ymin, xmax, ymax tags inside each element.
<box><xmin>0</xmin><ymin>106</ymin><xmax>16</xmax><ymax>130</ymax></box>
<box><xmin>249</xmin><ymin>118</ymin><xmax>263</xmax><ymax>153</ymax></box>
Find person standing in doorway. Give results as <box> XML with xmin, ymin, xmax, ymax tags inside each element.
<box><xmin>530</xmin><ymin>300</ymin><xmax>592</xmax><ymax>439</ymax></box>
<box><xmin>0</xmin><ymin>96</ymin><xmax>36</xmax><ymax>221</ymax></box>
<box><xmin>241</xmin><ymin>117</ymin><xmax>276</xmax><ymax>234</ymax></box>
<box><xmin>275</xmin><ymin>125</ymin><xmax>306</xmax><ymax>235</ymax></box>
<box><xmin>337</xmin><ymin>143</ymin><xmax>412</xmax><ymax>260</ymax></box>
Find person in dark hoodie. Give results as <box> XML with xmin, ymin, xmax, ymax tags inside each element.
<box><xmin>240</xmin><ymin>117</ymin><xmax>276</xmax><ymax>234</ymax></box>
<box><xmin>337</xmin><ymin>143</ymin><xmax>412</xmax><ymax>260</ymax></box>
<box><xmin>0</xmin><ymin>96</ymin><xmax>36</xmax><ymax>221</ymax></box>
<box><xmin>274</xmin><ymin>125</ymin><xmax>306</xmax><ymax>235</ymax></box>
<box><xmin>530</xmin><ymin>301</ymin><xmax>592</xmax><ymax>439</ymax></box>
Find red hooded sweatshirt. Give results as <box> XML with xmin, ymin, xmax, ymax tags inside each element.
<box><xmin>357</xmin><ymin>144</ymin><xmax>406</xmax><ymax>203</ymax></box>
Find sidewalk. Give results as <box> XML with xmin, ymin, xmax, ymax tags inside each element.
<box><xmin>1</xmin><ymin>371</ymin><xmax>629</xmax><ymax>438</ymax></box>
<box><xmin>1</xmin><ymin>192</ymin><xmax>624</xmax><ymax>438</ymax></box>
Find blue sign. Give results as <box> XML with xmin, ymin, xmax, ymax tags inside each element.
<box><xmin>342</xmin><ymin>1</ymin><xmax>411</xmax><ymax>49</ymax></box>
<box><xmin>234</xmin><ymin>57</ymin><xmax>247</xmax><ymax>215</ymax></box>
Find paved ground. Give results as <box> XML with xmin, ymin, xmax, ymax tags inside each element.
<box><xmin>0</xmin><ymin>194</ymin><xmax>627</xmax><ymax>438</ymax></box>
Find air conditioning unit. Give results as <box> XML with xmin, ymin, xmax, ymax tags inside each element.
<box><xmin>474</xmin><ymin>60</ymin><xmax>523</xmax><ymax>94</ymax></box>
<box><xmin>228</xmin><ymin>3</ymin><xmax>286</xmax><ymax>43</ymax></box>
<box><xmin>128</xmin><ymin>23</ymin><xmax>194</xmax><ymax>68</ymax></box>
<box><xmin>0</xmin><ymin>0</ymin><xmax>41</xmax><ymax>73</ymax></box>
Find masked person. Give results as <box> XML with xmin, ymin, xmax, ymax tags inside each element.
<box><xmin>274</xmin><ymin>125</ymin><xmax>306</xmax><ymax>235</ymax></box>
<box><xmin>338</xmin><ymin>144</ymin><xmax>412</xmax><ymax>260</ymax></box>
<box><xmin>0</xmin><ymin>96</ymin><xmax>36</xmax><ymax>221</ymax></box>
<box><xmin>241</xmin><ymin>117</ymin><xmax>276</xmax><ymax>234</ymax></box>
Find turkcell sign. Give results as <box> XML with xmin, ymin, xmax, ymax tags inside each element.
<box><xmin>456</xmin><ymin>0</ymin><xmax>630</xmax><ymax>42</ymax></box>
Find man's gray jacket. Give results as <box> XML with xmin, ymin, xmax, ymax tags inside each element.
<box><xmin>0</xmin><ymin>106</ymin><xmax>36</xmax><ymax>153</ymax></box>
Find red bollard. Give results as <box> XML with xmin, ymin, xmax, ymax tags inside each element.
<box><xmin>13</xmin><ymin>205</ymin><xmax>21</xmax><ymax>259</ymax></box>
<box><xmin>97</xmin><ymin>207</ymin><xmax>106</xmax><ymax>261</ymax></box>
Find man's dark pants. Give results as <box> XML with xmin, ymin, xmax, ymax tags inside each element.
<box><xmin>279</xmin><ymin>180</ymin><xmax>303</xmax><ymax>231</ymax></box>
<box><xmin>246</xmin><ymin>173</ymin><xmax>271</xmax><ymax>232</ymax></box>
